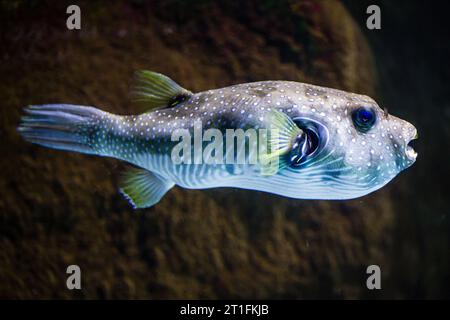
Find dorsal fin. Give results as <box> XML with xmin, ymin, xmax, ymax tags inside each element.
<box><xmin>130</xmin><ymin>70</ymin><xmax>193</xmax><ymax>112</ymax></box>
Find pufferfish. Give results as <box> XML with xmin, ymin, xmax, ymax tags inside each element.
<box><xmin>18</xmin><ymin>71</ymin><xmax>418</xmax><ymax>208</ymax></box>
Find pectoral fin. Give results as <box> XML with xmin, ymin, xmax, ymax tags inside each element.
<box><xmin>260</xmin><ymin>109</ymin><xmax>303</xmax><ymax>176</ymax></box>
<box><xmin>119</xmin><ymin>167</ymin><xmax>175</xmax><ymax>209</ymax></box>
<box><xmin>131</xmin><ymin>70</ymin><xmax>193</xmax><ymax>112</ymax></box>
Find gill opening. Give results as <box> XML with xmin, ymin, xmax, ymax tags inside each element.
<box><xmin>291</xmin><ymin>117</ymin><xmax>329</xmax><ymax>167</ymax></box>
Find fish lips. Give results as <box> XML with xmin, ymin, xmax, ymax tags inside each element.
<box><xmin>405</xmin><ymin>128</ymin><xmax>418</xmax><ymax>161</ymax></box>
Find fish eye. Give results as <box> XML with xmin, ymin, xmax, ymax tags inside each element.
<box><xmin>352</xmin><ymin>107</ymin><xmax>376</xmax><ymax>133</ymax></box>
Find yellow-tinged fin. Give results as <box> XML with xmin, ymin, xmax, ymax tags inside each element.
<box><xmin>131</xmin><ymin>70</ymin><xmax>193</xmax><ymax>112</ymax></box>
<box><xmin>260</xmin><ymin>109</ymin><xmax>303</xmax><ymax>176</ymax></box>
<box><xmin>119</xmin><ymin>167</ymin><xmax>175</xmax><ymax>209</ymax></box>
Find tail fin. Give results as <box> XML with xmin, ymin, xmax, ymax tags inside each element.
<box><xmin>18</xmin><ymin>104</ymin><xmax>105</xmax><ymax>155</ymax></box>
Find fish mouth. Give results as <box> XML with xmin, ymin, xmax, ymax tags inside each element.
<box><xmin>405</xmin><ymin>130</ymin><xmax>418</xmax><ymax>160</ymax></box>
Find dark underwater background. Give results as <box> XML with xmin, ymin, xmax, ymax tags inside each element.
<box><xmin>0</xmin><ymin>0</ymin><xmax>449</xmax><ymax>299</ymax></box>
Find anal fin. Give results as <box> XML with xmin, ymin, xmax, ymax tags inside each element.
<box><xmin>119</xmin><ymin>167</ymin><xmax>175</xmax><ymax>209</ymax></box>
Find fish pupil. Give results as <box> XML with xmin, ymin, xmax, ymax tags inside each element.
<box><xmin>352</xmin><ymin>107</ymin><xmax>376</xmax><ymax>133</ymax></box>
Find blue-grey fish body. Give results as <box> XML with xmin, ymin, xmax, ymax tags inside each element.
<box><xmin>18</xmin><ymin>71</ymin><xmax>418</xmax><ymax>208</ymax></box>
